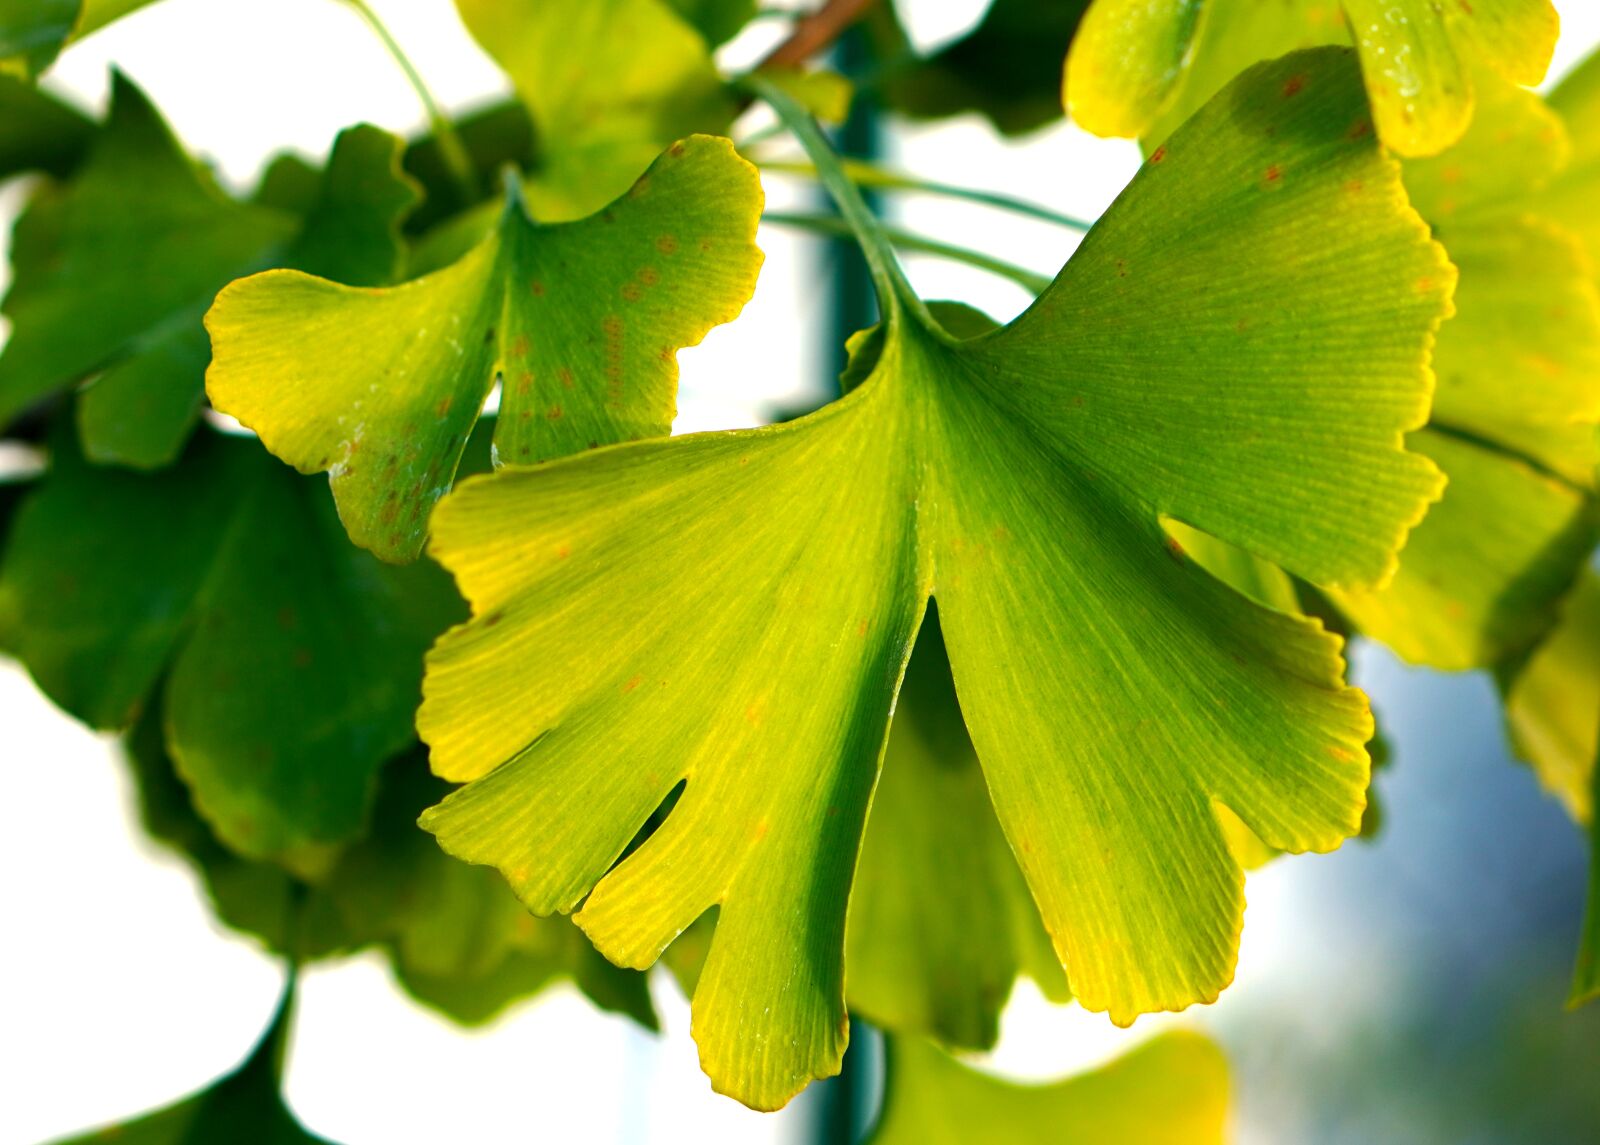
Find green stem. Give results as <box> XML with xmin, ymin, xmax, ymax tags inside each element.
<box><xmin>760</xmin><ymin>157</ymin><xmax>1095</xmax><ymax>232</ymax></box>
<box><xmin>764</xmin><ymin>210</ymin><xmax>1050</xmax><ymax>294</ymax></box>
<box><xmin>747</xmin><ymin>74</ymin><xmax>927</xmax><ymax>326</ymax></box>
<box><xmin>338</xmin><ymin>0</ymin><xmax>476</xmax><ymax>203</ymax></box>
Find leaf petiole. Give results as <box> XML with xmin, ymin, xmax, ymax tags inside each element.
<box><xmin>336</xmin><ymin>0</ymin><xmax>476</xmax><ymax>205</ymax></box>
<box><xmin>762</xmin><ymin>209</ymin><xmax>1051</xmax><ymax>294</ymax></box>
<box><xmin>759</xmin><ymin>157</ymin><xmax>1095</xmax><ymax>232</ymax></box>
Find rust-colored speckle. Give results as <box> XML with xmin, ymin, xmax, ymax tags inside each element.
<box><xmin>435</xmin><ymin>395</ymin><xmax>454</xmax><ymax>417</ymax></box>
<box><xmin>856</xmin><ymin>618</ymin><xmax>870</xmax><ymax>637</ymax></box>
<box><xmin>1328</xmin><ymin>745</ymin><xmax>1354</xmax><ymax>762</ymax></box>
<box><xmin>638</xmin><ymin>266</ymin><xmax>659</xmax><ymax>287</ymax></box>
<box><xmin>1347</xmin><ymin>118</ymin><xmax>1372</xmax><ymax>141</ymax></box>
<box><xmin>656</xmin><ymin>233</ymin><xmax>679</xmax><ymax>255</ymax></box>
<box><xmin>1164</xmin><ymin>535</ymin><xmax>1186</xmax><ymax>563</ymax></box>
<box><xmin>516</xmin><ymin>370</ymin><xmax>534</xmax><ymax>395</ymax></box>
<box><xmin>1263</xmin><ymin>164</ymin><xmax>1283</xmax><ymax>185</ymax></box>
<box><xmin>1343</xmin><ymin>178</ymin><xmax>1364</xmax><ymax>194</ymax></box>
<box><xmin>546</xmin><ymin>404</ymin><xmax>564</xmax><ymax>420</ymax></box>
<box><xmin>555</xmin><ymin>544</ymin><xmax>571</xmax><ymax>559</ymax></box>
<box><xmin>484</xmin><ymin>610</ymin><xmax>505</xmax><ymax>627</ymax></box>
<box><xmin>1148</xmin><ymin>145</ymin><xmax>1167</xmax><ymax>164</ymax></box>
<box><xmin>1417</xmin><ymin>276</ymin><xmax>1435</xmax><ymax>294</ymax></box>
<box><xmin>1283</xmin><ymin>74</ymin><xmax>1306</xmax><ymax>97</ymax></box>
<box><xmin>381</xmin><ymin>501</ymin><xmax>399</xmax><ymax>523</ymax></box>
<box><xmin>519</xmin><ymin>409</ymin><xmax>533</xmax><ymax>421</ymax></box>
<box><xmin>668</xmin><ymin>141</ymin><xmax>687</xmax><ymax>158</ymax></box>
<box><xmin>509</xmin><ymin>334</ymin><xmax>531</xmax><ymax>357</ymax></box>
<box><xmin>530</xmin><ymin>281</ymin><xmax>545</xmax><ymax>296</ymax></box>
<box><xmin>557</xmin><ymin>367</ymin><xmax>574</xmax><ymax>389</ymax></box>
<box><xmin>622</xmin><ymin>675</ymin><xmax>643</xmax><ymax>693</ymax></box>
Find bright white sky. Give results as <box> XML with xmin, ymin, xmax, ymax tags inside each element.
<box><xmin>3</xmin><ymin>3</ymin><xmax>1599</xmax><ymax>1144</ymax></box>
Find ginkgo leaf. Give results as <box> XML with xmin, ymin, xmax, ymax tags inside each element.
<box><xmin>0</xmin><ymin>426</ymin><xmax>461</xmax><ymax>875</ymax></box>
<box><xmin>47</xmin><ymin>978</ymin><xmax>332</xmax><ymax>1145</ymax></box>
<box><xmin>1501</xmin><ymin>571</ymin><xmax>1600</xmax><ymax>1007</ymax></box>
<box><xmin>846</xmin><ymin>604</ymin><xmax>1068</xmax><ymax>1051</ymax></box>
<box><xmin>418</xmin><ymin>50</ymin><xmax>1449</xmax><ymax>1108</ymax></box>
<box><xmin>1067</xmin><ymin>0</ymin><xmax>1559</xmax><ymax>156</ymax></box>
<box><xmin>0</xmin><ymin>73</ymin><xmax>293</xmax><ymax>432</ymax></box>
<box><xmin>870</xmin><ymin>1032</ymin><xmax>1229</xmax><ymax>1145</ymax></box>
<box><xmin>206</xmin><ymin>135</ymin><xmax>762</xmax><ymax>563</ymax></box>
<box><xmin>125</xmin><ymin>690</ymin><xmax>657</xmax><ymax>1025</ymax></box>
<box><xmin>0</xmin><ymin>0</ymin><xmax>159</xmax><ymax>79</ymax></box>
<box><xmin>1534</xmin><ymin>47</ymin><xmax>1600</xmax><ymax>267</ymax></box>
<box><xmin>665</xmin><ymin>0</ymin><xmax>756</xmax><ymax>46</ymax></box>
<box><xmin>1318</xmin><ymin>75</ymin><xmax>1600</xmax><ymax>669</ymax></box>
<box><xmin>0</xmin><ymin>75</ymin><xmax>419</xmax><ymax>470</ymax></box>
<box><xmin>869</xmin><ymin>0</ymin><xmax>1090</xmax><ymax>136</ymax></box>
<box><xmin>454</xmin><ymin>0</ymin><xmax>734</xmax><ymax>221</ymax></box>
<box><xmin>0</xmin><ymin>73</ymin><xmax>91</xmax><ymax>178</ymax></box>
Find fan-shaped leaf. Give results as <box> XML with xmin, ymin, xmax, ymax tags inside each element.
<box><xmin>418</xmin><ymin>50</ymin><xmax>1448</xmax><ymax>1107</ymax></box>
<box><xmin>205</xmin><ymin>136</ymin><xmax>763</xmax><ymax>563</ymax></box>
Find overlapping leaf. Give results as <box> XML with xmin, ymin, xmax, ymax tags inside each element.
<box><xmin>868</xmin><ymin>0</ymin><xmax>1090</xmax><ymax>136</ymax></box>
<box><xmin>454</xmin><ymin>0</ymin><xmax>734</xmax><ymax>221</ymax></box>
<box><xmin>0</xmin><ymin>75</ymin><xmax>418</xmax><ymax>470</ymax></box>
<box><xmin>0</xmin><ymin>0</ymin><xmax>158</xmax><ymax>79</ymax></box>
<box><xmin>124</xmin><ymin>695</ymin><xmax>657</xmax><ymax>1028</ymax></box>
<box><xmin>0</xmin><ymin>427</ymin><xmax>460</xmax><ymax>875</ymax></box>
<box><xmin>206</xmin><ymin>135</ymin><xmax>762</xmax><ymax>563</ymax></box>
<box><xmin>0</xmin><ymin>74</ymin><xmax>91</xmax><ymax>179</ymax></box>
<box><xmin>1500</xmin><ymin>571</ymin><xmax>1600</xmax><ymax>1007</ymax></box>
<box><xmin>417</xmin><ymin>50</ymin><xmax>1450</xmax><ymax>1107</ymax></box>
<box><xmin>1067</xmin><ymin>0</ymin><xmax>1559</xmax><ymax>156</ymax></box>
<box><xmin>871</xmin><ymin>1032</ymin><xmax>1229</xmax><ymax>1145</ymax></box>
<box><xmin>845</xmin><ymin>604</ymin><xmax>1068</xmax><ymax>1051</ymax></box>
<box><xmin>1325</xmin><ymin>76</ymin><xmax>1600</xmax><ymax>670</ymax></box>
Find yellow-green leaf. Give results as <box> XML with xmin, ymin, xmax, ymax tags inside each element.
<box><xmin>0</xmin><ymin>0</ymin><xmax>158</xmax><ymax>79</ymax></box>
<box><xmin>206</xmin><ymin>136</ymin><xmax>763</xmax><ymax>563</ymax></box>
<box><xmin>845</xmin><ymin>605</ymin><xmax>1068</xmax><ymax>1052</ymax></box>
<box><xmin>870</xmin><ymin>1032</ymin><xmax>1229</xmax><ymax>1145</ymax></box>
<box><xmin>1068</xmin><ymin>0</ymin><xmax>1559</xmax><ymax>157</ymax></box>
<box><xmin>455</xmin><ymin>0</ymin><xmax>734</xmax><ymax>221</ymax></box>
<box><xmin>418</xmin><ymin>50</ymin><xmax>1447</xmax><ymax>1108</ymax></box>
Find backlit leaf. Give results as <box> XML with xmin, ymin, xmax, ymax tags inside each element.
<box><xmin>454</xmin><ymin>0</ymin><xmax>734</xmax><ymax>221</ymax></box>
<box><xmin>418</xmin><ymin>51</ymin><xmax>1448</xmax><ymax>1107</ymax></box>
<box><xmin>1535</xmin><ymin>47</ymin><xmax>1600</xmax><ymax>268</ymax></box>
<box><xmin>1067</xmin><ymin>0</ymin><xmax>1559</xmax><ymax>156</ymax></box>
<box><xmin>1319</xmin><ymin>75</ymin><xmax>1600</xmax><ymax>669</ymax></box>
<box><xmin>206</xmin><ymin>136</ymin><xmax>762</xmax><ymax>563</ymax></box>
<box><xmin>870</xmin><ymin>1031</ymin><xmax>1229</xmax><ymax>1145</ymax></box>
<box><xmin>845</xmin><ymin>605</ymin><xmax>1068</xmax><ymax>1052</ymax></box>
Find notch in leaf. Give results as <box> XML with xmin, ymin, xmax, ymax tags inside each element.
<box><xmin>205</xmin><ymin>136</ymin><xmax>764</xmax><ymax>563</ymax></box>
<box><xmin>416</xmin><ymin>48</ymin><xmax>1451</xmax><ymax>1109</ymax></box>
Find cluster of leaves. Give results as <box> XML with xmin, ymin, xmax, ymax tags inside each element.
<box><xmin>2</xmin><ymin>0</ymin><xmax>1597</xmax><ymax>1138</ymax></box>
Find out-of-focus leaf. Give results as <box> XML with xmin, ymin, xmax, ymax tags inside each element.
<box><xmin>846</xmin><ymin>605</ymin><xmax>1067</xmax><ymax>1052</ymax></box>
<box><xmin>870</xmin><ymin>1031</ymin><xmax>1229</xmax><ymax>1145</ymax></box>
<box><xmin>1068</xmin><ymin>0</ymin><xmax>1559</xmax><ymax>157</ymax></box>
<box><xmin>0</xmin><ymin>0</ymin><xmax>159</xmax><ymax>79</ymax></box>
<box><xmin>870</xmin><ymin>0</ymin><xmax>1089</xmax><ymax>135</ymax></box>
<box><xmin>0</xmin><ymin>74</ymin><xmax>91</xmax><ymax>178</ymax></box>
<box><xmin>206</xmin><ymin>136</ymin><xmax>762</xmax><ymax>562</ymax></box>
<box><xmin>757</xmin><ymin>65</ymin><xmax>854</xmax><ymax>125</ymax></box>
<box><xmin>1501</xmin><ymin>571</ymin><xmax>1600</xmax><ymax>1006</ymax></box>
<box><xmin>0</xmin><ymin>74</ymin><xmax>292</xmax><ymax>432</ymax></box>
<box><xmin>417</xmin><ymin>52</ymin><xmax>1448</xmax><ymax>1107</ymax></box>
<box><xmin>665</xmin><ymin>0</ymin><xmax>755</xmax><ymax>46</ymax></box>
<box><xmin>1537</xmin><ymin>47</ymin><xmax>1600</xmax><ymax>268</ymax></box>
<box><xmin>0</xmin><ymin>76</ymin><xmax>418</xmax><ymax>470</ymax></box>
<box><xmin>454</xmin><ymin>0</ymin><xmax>734</xmax><ymax>220</ymax></box>
<box><xmin>401</xmin><ymin>100</ymin><xmax>536</xmax><ymax>230</ymax></box>
<box><xmin>47</xmin><ymin>977</ymin><xmax>333</xmax><ymax>1145</ymax></box>
<box><xmin>0</xmin><ymin>427</ymin><xmax>461</xmax><ymax>875</ymax></box>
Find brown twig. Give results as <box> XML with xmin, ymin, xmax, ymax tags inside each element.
<box><xmin>758</xmin><ymin>0</ymin><xmax>878</xmax><ymax>70</ymax></box>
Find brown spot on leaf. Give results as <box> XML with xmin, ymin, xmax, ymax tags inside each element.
<box><xmin>1165</xmin><ymin>536</ymin><xmax>1186</xmax><ymax>563</ymax></box>
<box><xmin>516</xmin><ymin>370</ymin><xmax>534</xmax><ymax>395</ymax></box>
<box><xmin>1148</xmin><ymin>145</ymin><xmax>1167</xmax><ymax>164</ymax></box>
<box><xmin>546</xmin><ymin>404</ymin><xmax>563</xmax><ymax>420</ymax></box>
<box><xmin>656</xmin><ymin>234</ymin><xmax>678</xmax><ymax>255</ymax></box>
<box><xmin>509</xmin><ymin>334</ymin><xmax>530</xmax><ymax>357</ymax></box>
<box><xmin>668</xmin><ymin>141</ymin><xmax>687</xmax><ymax>158</ymax></box>
<box><xmin>622</xmin><ymin>675</ymin><xmax>643</xmax><ymax>693</ymax></box>
<box><xmin>638</xmin><ymin>266</ymin><xmax>659</xmax><ymax>287</ymax></box>
<box><xmin>436</xmin><ymin>395</ymin><xmax>454</xmax><ymax>417</ymax></box>
<box><xmin>1283</xmin><ymin>74</ymin><xmax>1306</xmax><ymax>97</ymax></box>
<box><xmin>530</xmin><ymin>281</ymin><xmax>545</xmax><ymax>296</ymax></box>
<box><xmin>484</xmin><ymin>610</ymin><xmax>505</xmax><ymax>627</ymax></box>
